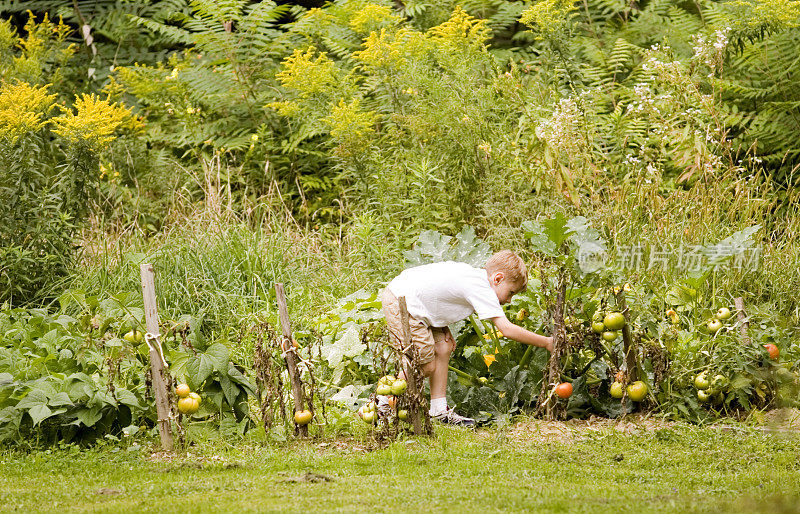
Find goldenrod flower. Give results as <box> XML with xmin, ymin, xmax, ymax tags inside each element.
<box><xmin>51</xmin><ymin>93</ymin><xmax>138</xmax><ymax>150</ymax></box>
<box><xmin>427</xmin><ymin>6</ymin><xmax>490</xmax><ymax>49</ymax></box>
<box><xmin>323</xmin><ymin>98</ymin><xmax>379</xmax><ymax>158</ymax></box>
<box><xmin>0</xmin><ymin>81</ymin><xmax>56</xmax><ymax>143</ymax></box>
<box><xmin>349</xmin><ymin>4</ymin><xmax>400</xmax><ymax>34</ymax></box>
<box><xmin>276</xmin><ymin>47</ymin><xmax>338</xmax><ymax>97</ymax></box>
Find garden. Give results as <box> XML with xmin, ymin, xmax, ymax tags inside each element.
<box><xmin>1</xmin><ymin>0</ymin><xmax>800</xmax><ymax>511</ymax></box>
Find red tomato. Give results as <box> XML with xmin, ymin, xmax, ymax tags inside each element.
<box><xmin>555</xmin><ymin>382</ymin><xmax>573</xmax><ymax>399</ymax></box>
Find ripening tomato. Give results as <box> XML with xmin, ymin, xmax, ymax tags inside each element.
<box><xmin>177</xmin><ymin>397</ymin><xmax>199</xmax><ymax>415</ymax></box>
<box><xmin>175</xmin><ymin>384</ymin><xmax>191</xmax><ymax>398</ymax></box>
<box><xmin>764</xmin><ymin>344</ymin><xmax>779</xmax><ymax>360</ymax></box>
<box><xmin>626</xmin><ymin>381</ymin><xmax>648</xmax><ymax>402</ymax></box>
<box><xmin>555</xmin><ymin>382</ymin><xmax>573</xmax><ymax>399</ymax></box>
<box><xmin>294</xmin><ymin>409</ymin><xmax>312</xmax><ymax>425</ymax></box>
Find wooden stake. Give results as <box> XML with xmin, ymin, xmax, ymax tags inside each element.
<box><xmin>616</xmin><ymin>292</ymin><xmax>638</xmax><ymax>383</ymax></box>
<box><xmin>734</xmin><ymin>297</ymin><xmax>751</xmax><ymax>345</ymax></box>
<box><xmin>275</xmin><ymin>283</ymin><xmax>309</xmax><ymax>438</ymax></box>
<box><xmin>140</xmin><ymin>263</ymin><xmax>174</xmax><ymax>452</ymax></box>
<box><xmin>542</xmin><ymin>270</ymin><xmax>567</xmax><ymax>420</ymax></box>
<box><xmin>398</xmin><ymin>296</ymin><xmax>426</xmax><ymax>435</ymax></box>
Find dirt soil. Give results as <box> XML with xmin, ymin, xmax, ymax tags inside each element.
<box><xmin>498</xmin><ymin>413</ymin><xmax>678</xmax><ymax>444</ymax></box>
<box><xmin>499</xmin><ymin>408</ymin><xmax>800</xmax><ymax>444</ymax></box>
<box><xmin>761</xmin><ymin>407</ymin><xmax>800</xmax><ymax>430</ymax></box>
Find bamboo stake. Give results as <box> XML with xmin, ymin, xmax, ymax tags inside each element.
<box><xmin>140</xmin><ymin>263</ymin><xmax>173</xmax><ymax>452</ymax></box>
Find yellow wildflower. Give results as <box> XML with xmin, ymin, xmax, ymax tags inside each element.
<box><xmin>51</xmin><ymin>93</ymin><xmax>138</xmax><ymax>150</ymax></box>
<box><xmin>353</xmin><ymin>27</ymin><xmax>427</xmax><ymax>69</ymax></box>
<box><xmin>276</xmin><ymin>47</ymin><xmax>338</xmax><ymax>97</ymax></box>
<box><xmin>427</xmin><ymin>6</ymin><xmax>490</xmax><ymax>49</ymax></box>
<box><xmin>265</xmin><ymin>101</ymin><xmax>301</xmax><ymax>117</ymax></box>
<box><xmin>0</xmin><ymin>81</ymin><xmax>56</xmax><ymax>142</ymax></box>
<box><xmin>349</xmin><ymin>4</ymin><xmax>401</xmax><ymax>34</ymax></box>
<box><xmin>519</xmin><ymin>0</ymin><xmax>577</xmax><ymax>40</ymax></box>
<box><xmin>323</xmin><ymin>98</ymin><xmax>379</xmax><ymax>158</ymax></box>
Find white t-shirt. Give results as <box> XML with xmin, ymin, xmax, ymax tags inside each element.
<box><xmin>387</xmin><ymin>261</ymin><xmax>505</xmax><ymax>327</ymax></box>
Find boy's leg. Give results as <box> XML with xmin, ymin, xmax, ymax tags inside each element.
<box><xmin>427</xmin><ymin>328</ymin><xmax>475</xmax><ymax>426</ymax></box>
<box><xmin>427</xmin><ymin>328</ymin><xmax>451</xmax><ymax>401</ymax></box>
<box><xmin>381</xmin><ymin>289</ymin><xmax>474</xmax><ymax>426</ymax></box>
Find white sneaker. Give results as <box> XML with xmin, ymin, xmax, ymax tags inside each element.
<box><xmin>431</xmin><ymin>406</ymin><xmax>476</xmax><ymax>427</ymax></box>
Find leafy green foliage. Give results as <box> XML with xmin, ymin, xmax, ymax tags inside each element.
<box><xmin>0</xmin><ymin>16</ymin><xmax>139</xmax><ymax>305</ymax></box>
<box><xmin>0</xmin><ymin>292</ymin><xmax>256</xmax><ymax>445</ymax></box>
<box><xmin>115</xmin><ymin>1</ymin><xmax>348</xmax><ymax>221</ymax></box>
<box><xmin>403</xmin><ymin>226</ymin><xmax>493</xmax><ymax>267</ymax></box>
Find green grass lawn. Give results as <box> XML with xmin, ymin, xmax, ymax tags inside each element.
<box><xmin>1</xmin><ymin>421</ymin><xmax>799</xmax><ymax>513</ymax></box>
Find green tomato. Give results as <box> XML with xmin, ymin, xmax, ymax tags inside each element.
<box><xmin>376</xmin><ymin>383</ymin><xmax>392</xmax><ymax>396</ymax></box>
<box><xmin>602</xmin><ymin>330</ymin><xmax>619</xmax><ymax>342</ymax></box>
<box><xmin>390</xmin><ymin>379</ymin><xmax>407</xmax><ymax>396</ymax></box>
<box><xmin>123</xmin><ymin>330</ymin><xmax>143</xmax><ymax>344</ymax></box>
<box><xmin>626</xmin><ymin>381</ymin><xmax>647</xmax><ymax>402</ymax></box>
<box><xmin>603</xmin><ymin>312</ymin><xmax>626</xmax><ymax>331</ymax></box>
<box><xmin>693</xmin><ymin>372</ymin><xmax>709</xmax><ymax>390</ymax></box>
<box><xmin>609</xmin><ymin>381</ymin><xmax>624</xmax><ymax>399</ymax></box>
<box><xmin>591</xmin><ymin>321</ymin><xmax>605</xmax><ymax>334</ymax></box>
<box><xmin>715</xmin><ymin>307</ymin><xmax>732</xmax><ymax>320</ymax></box>
<box><xmin>707</xmin><ymin>319</ymin><xmax>723</xmax><ymax>333</ymax></box>
<box><xmin>711</xmin><ymin>374</ymin><xmax>728</xmax><ymax>391</ymax></box>
<box><xmin>378</xmin><ymin>375</ymin><xmax>396</xmax><ymax>386</ymax></box>
<box><xmin>697</xmin><ymin>389</ymin><xmax>712</xmax><ymax>403</ymax></box>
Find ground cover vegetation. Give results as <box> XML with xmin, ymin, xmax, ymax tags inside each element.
<box><xmin>1</xmin><ymin>424</ymin><xmax>799</xmax><ymax>512</ymax></box>
<box><xmin>1</xmin><ymin>1</ymin><xmax>800</xmax><ymax>505</ymax></box>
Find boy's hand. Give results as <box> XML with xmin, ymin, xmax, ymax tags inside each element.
<box><xmin>492</xmin><ymin>316</ymin><xmax>554</xmax><ymax>352</ymax></box>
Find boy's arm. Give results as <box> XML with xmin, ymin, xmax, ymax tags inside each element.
<box><xmin>491</xmin><ymin>316</ymin><xmax>554</xmax><ymax>353</ymax></box>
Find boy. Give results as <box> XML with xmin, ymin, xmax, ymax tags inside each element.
<box><xmin>381</xmin><ymin>250</ymin><xmax>554</xmax><ymax>426</ymax></box>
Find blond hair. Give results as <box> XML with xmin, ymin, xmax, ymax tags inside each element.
<box><xmin>485</xmin><ymin>250</ymin><xmax>528</xmax><ymax>290</ymax></box>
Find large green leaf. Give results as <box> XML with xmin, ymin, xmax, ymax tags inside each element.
<box><xmin>76</xmin><ymin>406</ymin><xmax>103</xmax><ymax>427</ymax></box>
<box><xmin>403</xmin><ymin>226</ymin><xmax>493</xmax><ymax>267</ymax></box>
<box><xmin>114</xmin><ymin>389</ymin><xmax>143</xmax><ymax>410</ymax></box>
<box><xmin>522</xmin><ymin>220</ymin><xmax>558</xmax><ymax>257</ymax></box>
<box><xmin>27</xmin><ymin>404</ymin><xmax>53</xmax><ymax>427</ymax></box>
<box><xmin>15</xmin><ymin>389</ymin><xmax>49</xmax><ymax>411</ymax></box>
<box><xmin>186</xmin><ymin>343</ymin><xmax>230</xmax><ymax>386</ymax></box>
<box><xmin>219</xmin><ymin>374</ymin><xmax>238</xmax><ymax>407</ymax></box>
<box><xmin>48</xmin><ymin>392</ymin><xmax>73</xmax><ymax>408</ymax></box>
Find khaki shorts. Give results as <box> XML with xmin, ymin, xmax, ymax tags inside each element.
<box><xmin>381</xmin><ymin>288</ymin><xmax>445</xmax><ymax>366</ymax></box>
